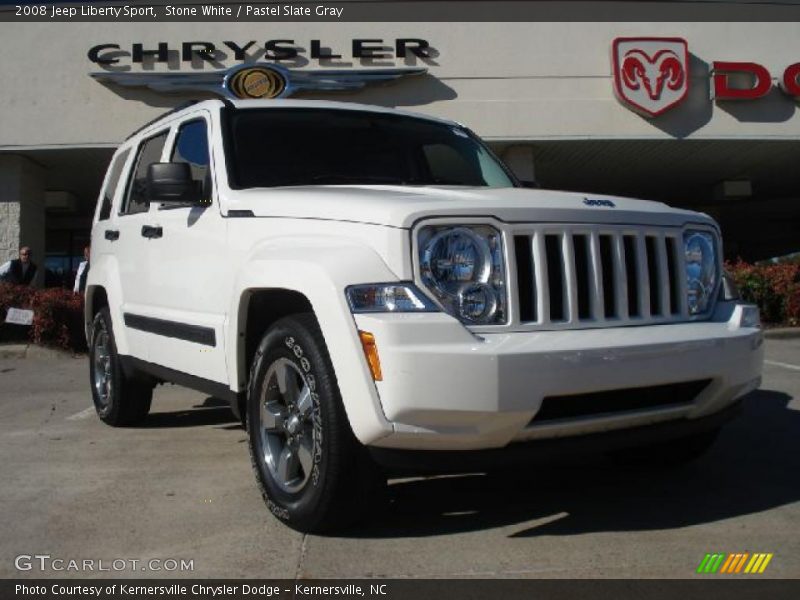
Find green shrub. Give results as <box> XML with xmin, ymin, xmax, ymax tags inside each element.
<box><xmin>726</xmin><ymin>260</ymin><xmax>800</xmax><ymax>326</ymax></box>
<box><xmin>0</xmin><ymin>283</ymin><xmax>86</xmax><ymax>352</ymax></box>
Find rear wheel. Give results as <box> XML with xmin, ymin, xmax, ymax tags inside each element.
<box><xmin>89</xmin><ymin>307</ymin><xmax>152</xmax><ymax>426</ymax></box>
<box><xmin>247</xmin><ymin>313</ymin><xmax>385</xmax><ymax>533</ymax></box>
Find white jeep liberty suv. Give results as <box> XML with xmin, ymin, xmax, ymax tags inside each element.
<box><xmin>87</xmin><ymin>98</ymin><xmax>764</xmax><ymax>532</ymax></box>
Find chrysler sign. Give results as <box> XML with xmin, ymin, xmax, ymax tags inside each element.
<box><xmin>88</xmin><ymin>39</ymin><xmax>432</xmax><ymax>65</ymax></box>
<box><xmin>88</xmin><ymin>39</ymin><xmax>432</xmax><ymax>100</ymax></box>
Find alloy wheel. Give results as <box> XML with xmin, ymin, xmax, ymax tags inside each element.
<box><xmin>258</xmin><ymin>358</ymin><xmax>316</xmax><ymax>493</ymax></box>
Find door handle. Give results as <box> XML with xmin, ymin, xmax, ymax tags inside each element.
<box><xmin>104</xmin><ymin>229</ymin><xmax>120</xmax><ymax>241</ymax></box>
<box><xmin>141</xmin><ymin>225</ymin><xmax>163</xmax><ymax>239</ymax></box>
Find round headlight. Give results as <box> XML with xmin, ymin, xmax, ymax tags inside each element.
<box><xmin>686</xmin><ymin>278</ymin><xmax>708</xmax><ymax>315</ymax></box>
<box><xmin>457</xmin><ymin>282</ymin><xmax>498</xmax><ymax>323</ymax></box>
<box><xmin>420</xmin><ymin>227</ymin><xmax>492</xmax><ymax>296</ymax></box>
<box><xmin>684</xmin><ymin>231</ymin><xmax>718</xmax><ymax>315</ymax></box>
<box><xmin>418</xmin><ymin>225</ymin><xmax>506</xmax><ymax>325</ymax></box>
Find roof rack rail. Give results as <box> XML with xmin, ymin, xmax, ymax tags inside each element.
<box><xmin>125</xmin><ymin>99</ymin><xmax>213</xmax><ymax>141</ymax></box>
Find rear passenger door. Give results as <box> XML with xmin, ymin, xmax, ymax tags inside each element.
<box><xmin>90</xmin><ymin>146</ymin><xmax>131</xmax><ymax>342</ymax></box>
<box><xmin>114</xmin><ymin>130</ymin><xmax>169</xmax><ymax>361</ymax></box>
<box><xmin>91</xmin><ymin>146</ymin><xmax>131</xmax><ymax>280</ymax></box>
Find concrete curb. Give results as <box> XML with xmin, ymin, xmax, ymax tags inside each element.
<box><xmin>0</xmin><ymin>344</ymin><xmax>83</xmax><ymax>360</ymax></box>
<box><xmin>27</xmin><ymin>344</ymin><xmax>82</xmax><ymax>360</ymax></box>
<box><xmin>0</xmin><ymin>344</ymin><xmax>28</xmax><ymax>359</ymax></box>
<box><xmin>763</xmin><ymin>327</ymin><xmax>800</xmax><ymax>340</ymax></box>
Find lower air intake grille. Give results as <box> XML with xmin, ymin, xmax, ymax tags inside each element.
<box><xmin>531</xmin><ymin>379</ymin><xmax>712</xmax><ymax>423</ymax></box>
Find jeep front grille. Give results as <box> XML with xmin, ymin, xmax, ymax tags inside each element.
<box><xmin>512</xmin><ymin>226</ymin><xmax>690</xmax><ymax>328</ymax></box>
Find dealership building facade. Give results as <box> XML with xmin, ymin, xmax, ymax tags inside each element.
<box><xmin>1</xmin><ymin>13</ymin><xmax>799</xmax><ymax>286</ymax></box>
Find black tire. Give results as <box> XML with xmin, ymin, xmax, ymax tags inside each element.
<box><xmin>89</xmin><ymin>307</ymin><xmax>153</xmax><ymax>426</ymax></box>
<box><xmin>247</xmin><ymin>313</ymin><xmax>385</xmax><ymax>533</ymax></box>
<box><xmin>608</xmin><ymin>428</ymin><xmax>721</xmax><ymax>467</ymax></box>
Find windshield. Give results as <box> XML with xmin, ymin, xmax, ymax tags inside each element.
<box><xmin>224</xmin><ymin>108</ymin><xmax>516</xmax><ymax>189</ymax></box>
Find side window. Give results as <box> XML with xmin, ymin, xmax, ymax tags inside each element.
<box><xmin>121</xmin><ymin>131</ymin><xmax>168</xmax><ymax>215</ymax></box>
<box><xmin>171</xmin><ymin>119</ymin><xmax>211</xmax><ymax>202</ymax></box>
<box><xmin>97</xmin><ymin>148</ymin><xmax>130</xmax><ymax>221</ymax></box>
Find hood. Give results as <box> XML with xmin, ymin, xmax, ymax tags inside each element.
<box><xmin>223</xmin><ymin>185</ymin><xmax>713</xmax><ymax>229</ymax></box>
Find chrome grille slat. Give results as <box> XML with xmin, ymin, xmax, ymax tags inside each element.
<box><xmin>589</xmin><ymin>232</ymin><xmax>604</xmax><ymax>321</ymax></box>
<box><xmin>511</xmin><ymin>224</ymin><xmax>693</xmax><ymax>330</ymax></box>
<box><xmin>613</xmin><ymin>233</ymin><xmax>629</xmax><ymax>320</ymax></box>
<box><xmin>635</xmin><ymin>234</ymin><xmax>651</xmax><ymax>320</ymax></box>
<box><xmin>656</xmin><ymin>234</ymin><xmax>671</xmax><ymax>316</ymax></box>
<box><xmin>533</xmin><ymin>232</ymin><xmax>550</xmax><ymax>326</ymax></box>
<box><xmin>562</xmin><ymin>231</ymin><xmax>579</xmax><ymax>324</ymax></box>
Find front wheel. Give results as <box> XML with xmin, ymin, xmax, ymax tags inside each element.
<box><xmin>247</xmin><ymin>313</ymin><xmax>385</xmax><ymax>533</ymax></box>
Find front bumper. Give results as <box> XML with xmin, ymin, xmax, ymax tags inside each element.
<box><xmin>368</xmin><ymin>399</ymin><xmax>743</xmax><ymax>474</ymax></box>
<box><xmin>353</xmin><ymin>302</ymin><xmax>763</xmax><ymax>451</ymax></box>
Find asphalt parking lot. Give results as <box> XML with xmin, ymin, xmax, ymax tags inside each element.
<box><xmin>0</xmin><ymin>338</ymin><xmax>798</xmax><ymax>579</ymax></box>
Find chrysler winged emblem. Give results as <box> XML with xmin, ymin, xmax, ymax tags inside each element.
<box><xmin>611</xmin><ymin>37</ymin><xmax>690</xmax><ymax>117</ymax></box>
<box><xmin>91</xmin><ymin>63</ymin><xmax>427</xmax><ymax>100</ymax></box>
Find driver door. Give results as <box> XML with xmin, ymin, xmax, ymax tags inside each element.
<box><xmin>142</xmin><ymin>111</ymin><xmax>231</xmax><ymax>385</ymax></box>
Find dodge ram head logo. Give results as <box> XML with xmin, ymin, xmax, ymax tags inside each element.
<box><xmin>612</xmin><ymin>37</ymin><xmax>690</xmax><ymax>117</ymax></box>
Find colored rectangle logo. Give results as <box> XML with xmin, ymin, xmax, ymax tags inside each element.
<box><xmin>697</xmin><ymin>553</ymin><xmax>773</xmax><ymax>574</ymax></box>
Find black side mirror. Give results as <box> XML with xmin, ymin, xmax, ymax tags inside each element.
<box><xmin>146</xmin><ymin>163</ymin><xmax>202</xmax><ymax>205</ymax></box>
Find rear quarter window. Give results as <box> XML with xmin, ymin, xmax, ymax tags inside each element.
<box><xmin>96</xmin><ymin>149</ymin><xmax>130</xmax><ymax>222</ymax></box>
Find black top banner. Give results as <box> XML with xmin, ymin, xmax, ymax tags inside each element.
<box><xmin>2</xmin><ymin>0</ymin><xmax>800</xmax><ymax>22</ymax></box>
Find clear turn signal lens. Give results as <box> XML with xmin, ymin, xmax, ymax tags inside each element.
<box><xmin>346</xmin><ymin>283</ymin><xmax>437</xmax><ymax>313</ymax></box>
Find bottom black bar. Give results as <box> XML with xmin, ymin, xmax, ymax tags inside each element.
<box><xmin>3</xmin><ymin>579</ymin><xmax>799</xmax><ymax>600</ymax></box>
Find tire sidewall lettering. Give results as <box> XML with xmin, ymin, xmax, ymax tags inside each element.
<box><xmin>283</xmin><ymin>335</ymin><xmax>323</xmax><ymax>488</ymax></box>
<box><xmin>264</xmin><ymin>496</ymin><xmax>290</xmax><ymax>520</ymax></box>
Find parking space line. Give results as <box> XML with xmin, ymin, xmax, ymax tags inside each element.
<box><xmin>66</xmin><ymin>407</ymin><xmax>96</xmax><ymax>421</ymax></box>
<box><xmin>765</xmin><ymin>360</ymin><xmax>800</xmax><ymax>372</ymax></box>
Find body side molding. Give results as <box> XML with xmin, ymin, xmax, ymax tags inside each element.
<box><xmin>123</xmin><ymin>313</ymin><xmax>216</xmax><ymax>347</ymax></box>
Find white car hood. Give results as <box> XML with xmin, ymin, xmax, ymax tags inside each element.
<box><xmin>223</xmin><ymin>185</ymin><xmax>713</xmax><ymax>229</ymax></box>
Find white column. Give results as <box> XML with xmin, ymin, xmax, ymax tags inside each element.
<box><xmin>0</xmin><ymin>155</ymin><xmax>46</xmax><ymax>286</ymax></box>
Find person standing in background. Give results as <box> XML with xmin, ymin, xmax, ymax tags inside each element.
<box><xmin>73</xmin><ymin>246</ymin><xmax>90</xmax><ymax>294</ymax></box>
<box><xmin>0</xmin><ymin>246</ymin><xmax>38</xmax><ymax>286</ymax></box>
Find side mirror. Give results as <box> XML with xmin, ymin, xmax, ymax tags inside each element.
<box><xmin>146</xmin><ymin>163</ymin><xmax>201</xmax><ymax>205</ymax></box>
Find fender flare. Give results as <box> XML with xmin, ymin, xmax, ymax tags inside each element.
<box><xmin>84</xmin><ymin>254</ymin><xmax>129</xmax><ymax>353</ymax></box>
<box><xmin>228</xmin><ymin>239</ymin><xmax>400</xmax><ymax>445</ymax></box>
